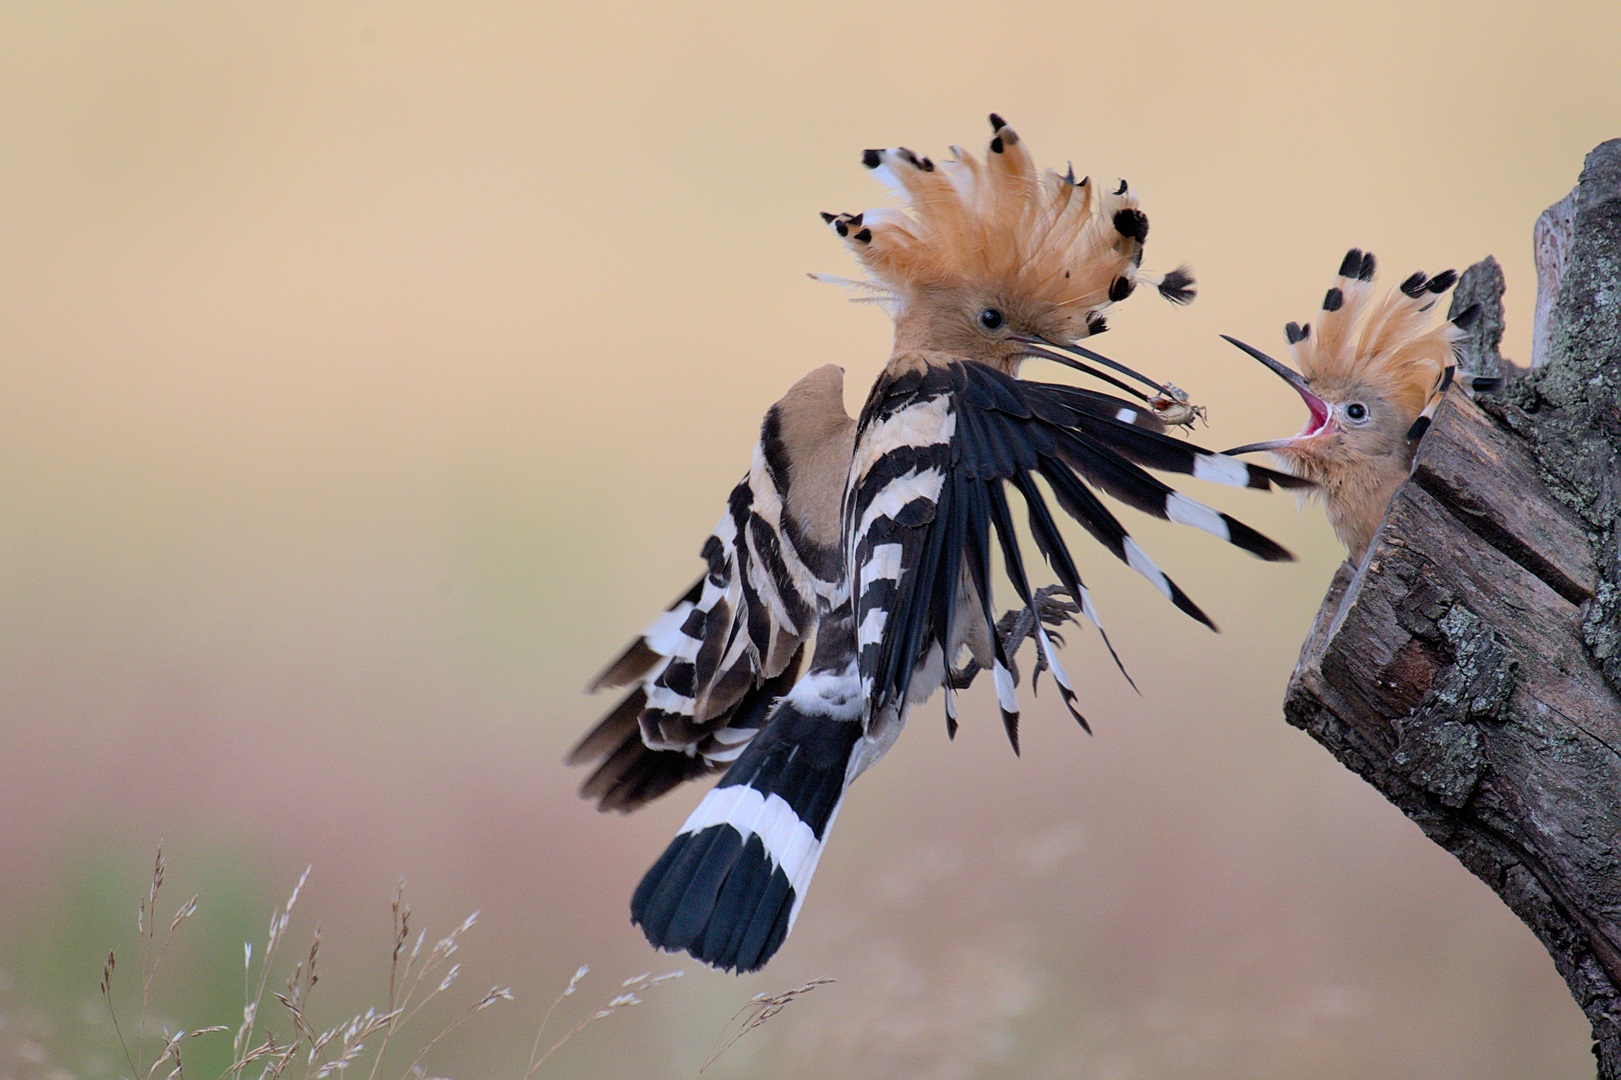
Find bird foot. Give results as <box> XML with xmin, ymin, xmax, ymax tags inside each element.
<box><xmin>949</xmin><ymin>585</ymin><xmax>1080</xmax><ymax>690</ymax></box>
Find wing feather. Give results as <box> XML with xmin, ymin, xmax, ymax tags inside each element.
<box><xmin>847</xmin><ymin>358</ymin><xmax>1298</xmax><ymax>743</ymax></box>
<box><xmin>571</xmin><ymin>366</ymin><xmax>855</xmax><ymax>812</ymax></box>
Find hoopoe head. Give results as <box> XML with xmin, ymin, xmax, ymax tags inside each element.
<box><xmin>1224</xmin><ymin>248</ymin><xmax>1480</xmax><ymax>561</ymax></box>
<box><xmin>818</xmin><ymin>114</ymin><xmax>1194</xmax><ymax>374</ymax></box>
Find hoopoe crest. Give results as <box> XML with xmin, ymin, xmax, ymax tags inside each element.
<box><xmin>1224</xmin><ymin>248</ymin><xmax>1489</xmax><ymax>562</ymax></box>
<box><xmin>820</xmin><ymin>114</ymin><xmax>1194</xmax><ymax>372</ymax></box>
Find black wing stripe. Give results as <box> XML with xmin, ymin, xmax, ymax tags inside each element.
<box><xmin>659</xmin><ymin>659</ymin><xmax>697</xmax><ymax>699</ymax></box>
<box><xmin>587</xmin><ymin>578</ymin><xmax>704</xmax><ymax>693</ymax></box>
<box><xmin>1004</xmin><ymin>471</ymin><xmax>1092</xmax><ymax>730</ymax></box>
<box><xmin>958</xmin><ymin>474</ymin><xmax>1020</xmax><ymax>747</ymax></box>
<box><xmin>569</xmin><ymin>686</ymin><xmax>648</xmax><ymax>768</ymax></box>
<box><xmin>1049</xmin><ymin>427</ymin><xmax>1292</xmax><ymax>563</ymax></box>
<box><xmin>890</xmin><ymin>466</ymin><xmax>951</xmax><ymax>717</ymax></box>
<box><xmin>747</xmin><ymin>509</ymin><xmax>814</xmax><ymax>633</ymax></box>
<box><xmin>758</xmin><ymin>402</ymin><xmax>794</xmax><ymax>499</ymax></box>
<box><xmin>981</xmin><ymin>481</ymin><xmax>1037</xmax><ymax>750</ymax></box>
<box><xmin>1034</xmin><ymin>385</ymin><xmax>1167</xmax><ymax>431</ymax></box>
<box><xmin>934</xmin><ymin>466</ymin><xmax>970</xmax><ymax>735</ymax></box>
<box><xmin>933</xmin><ymin>468</ymin><xmax>970</xmax><ymax>696</ymax></box>
<box><xmin>578</xmin><ymin>698</ymin><xmax>716</xmax><ymax>813</ymax></box>
<box><xmin>990</xmin><ymin>476</ymin><xmax>1090</xmax><ymax>698</ymax></box>
<box><xmin>1037</xmin><ymin>452</ymin><xmax>1215</xmax><ymax>628</ymax></box>
<box><xmin>867</xmin><ymin>502</ymin><xmax>933</xmax><ymax>715</ymax></box>
<box><xmin>692</xmin><ymin>596</ymin><xmax>731</xmax><ymax>691</ymax></box>
<box><xmin>1028</xmin><ymin>380</ymin><xmax>1311</xmax><ymax>491</ymax></box>
<box><xmin>952</xmin><ymin>383</ymin><xmax>1100</xmax><ymax>716</ymax></box>
<box><xmin>852</xmin><ymin>444</ymin><xmax>951</xmax><ymax>511</ymax></box>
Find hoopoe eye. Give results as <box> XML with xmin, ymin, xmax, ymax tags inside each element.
<box><xmin>977</xmin><ymin>308</ymin><xmax>1004</xmax><ymax>331</ymax></box>
<box><xmin>1344</xmin><ymin>402</ymin><xmax>1369</xmax><ymax>422</ymax></box>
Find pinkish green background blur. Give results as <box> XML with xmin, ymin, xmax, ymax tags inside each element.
<box><xmin>2</xmin><ymin>2</ymin><xmax>1616</xmax><ymax>1077</ymax></box>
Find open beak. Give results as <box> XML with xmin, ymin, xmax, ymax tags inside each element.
<box><xmin>1218</xmin><ymin>335</ymin><xmax>1335</xmax><ymax>456</ymax></box>
<box><xmin>1009</xmin><ymin>333</ymin><xmax>1173</xmax><ymax>402</ymax></box>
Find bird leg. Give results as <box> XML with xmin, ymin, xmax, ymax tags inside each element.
<box><xmin>949</xmin><ymin>585</ymin><xmax>1080</xmax><ymax>691</ymax></box>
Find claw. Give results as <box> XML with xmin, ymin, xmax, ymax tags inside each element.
<box><xmin>1015</xmin><ymin>586</ymin><xmax>1080</xmax><ymax>693</ymax></box>
<box><xmin>951</xmin><ymin>585</ymin><xmax>1080</xmax><ymax>692</ymax></box>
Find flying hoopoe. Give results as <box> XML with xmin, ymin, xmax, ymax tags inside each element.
<box><xmin>1222</xmin><ymin>249</ymin><xmax>1496</xmax><ymax>564</ymax></box>
<box><xmin>572</xmin><ymin>115</ymin><xmax>1312</xmax><ymax>973</ymax></box>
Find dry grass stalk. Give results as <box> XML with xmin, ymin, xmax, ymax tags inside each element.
<box><xmin>101</xmin><ymin>844</ymin><xmax>212</xmax><ymax>1080</ymax></box>
<box><xmin>522</xmin><ymin>966</ymin><xmax>684</xmax><ymax>1077</ymax></box>
<box><xmin>95</xmin><ymin>852</ymin><xmax>516</xmax><ymax>1080</ymax></box>
<box><xmin>95</xmin><ymin>851</ymin><xmax>822</xmax><ymax>1079</ymax></box>
<box><xmin>363</xmin><ymin>895</ymin><xmax>485</xmax><ymax>1080</ymax></box>
<box><xmin>229</xmin><ymin>862</ymin><xmax>311</xmax><ymax>1074</ymax></box>
<box><xmin>398</xmin><ymin>984</ymin><xmax>516</xmax><ymax>1077</ymax></box>
<box><xmin>695</xmin><ymin>978</ymin><xmax>835</xmax><ymax>1076</ymax></box>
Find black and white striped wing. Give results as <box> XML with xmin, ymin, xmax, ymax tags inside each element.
<box><xmin>570</xmin><ymin>483</ymin><xmax>810</xmax><ymax>812</ymax></box>
<box><xmin>572</xmin><ymin>371</ymin><xmax>854</xmax><ymax>813</ymax></box>
<box><xmin>848</xmin><ymin>360</ymin><xmax>1307</xmax><ymax>751</ymax></box>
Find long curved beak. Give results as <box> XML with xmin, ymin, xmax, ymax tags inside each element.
<box><xmin>1222</xmin><ymin>435</ymin><xmax>1309</xmax><ymax>456</ymax></box>
<box><xmin>1218</xmin><ymin>334</ymin><xmax>1333</xmax><ymax>455</ymax></box>
<box><xmin>1009</xmin><ymin>334</ymin><xmax>1173</xmax><ymax>401</ymax></box>
<box><xmin>1220</xmin><ymin>335</ymin><xmax>1313</xmax><ymax>395</ymax></box>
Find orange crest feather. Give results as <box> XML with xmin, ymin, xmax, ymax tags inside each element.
<box><xmin>1288</xmin><ymin>250</ymin><xmax>1467</xmax><ymax>422</ymax></box>
<box><xmin>821</xmin><ymin>115</ymin><xmax>1193</xmax><ymax>341</ymax></box>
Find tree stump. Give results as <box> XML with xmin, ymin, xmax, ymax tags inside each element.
<box><xmin>1282</xmin><ymin>140</ymin><xmax>1621</xmax><ymax>1077</ymax></box>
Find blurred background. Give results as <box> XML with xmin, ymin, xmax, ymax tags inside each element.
<box><xmin>1</xmin><ymin>2</ymin><xmax>1615</xmax><ymax>1077</ymax></box>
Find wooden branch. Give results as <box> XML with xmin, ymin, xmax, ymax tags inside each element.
<box><xmin>1450</xmin><ymin>254</ymin><xmax>1508</xmax><ymax>378</ymax></box>
<box><xmin>1283</xmin><ymin>139</ymin><xmax>1621</xmax><ymax>1079</ymax></box>
<box><xmin>1534</xmin><ymin>190</ymin><xmax>1576</xmax><ymax>369</ymax></box>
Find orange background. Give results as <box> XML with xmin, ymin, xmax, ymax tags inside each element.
<box><xmin>1</xmin><ymin>2</ymin><xmax>1615</xmax><ymax>1076</ymax></box>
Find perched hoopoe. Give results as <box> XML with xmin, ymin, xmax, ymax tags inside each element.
<box><xmin>1222</xmin><ymin>249</ymin><xmax>1495</xmax><ymax>564</ymax></box>
<box><xmin>572</xmin><ymin>115</ymin><xmax>1311</xmax><ymax>973</ymax></box>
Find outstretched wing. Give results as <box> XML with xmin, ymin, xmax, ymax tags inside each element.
<box><xmin>847</xmin><ymin>359</ymin><xmax>1309</xmax><ymax>752</ymax></box>
<box><xmin>570</xmin><ymin>366</ymin><xmax>856</xmax><ymax>812</ymax></box>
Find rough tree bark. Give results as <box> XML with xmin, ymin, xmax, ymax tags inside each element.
<box><xmin>1282</xmin><ymin>140</ymin><xmax>1621</xmax><ymax>1077</ymax></box>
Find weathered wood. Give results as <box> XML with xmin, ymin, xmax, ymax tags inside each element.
<box><xmin>1411</xmin><ymin>393</ymin><xmax>1597</xmax><ymax>606</ymax></box>
<box><xmin>1450</xmin><ymin>255</ymin><xmax>1509</xmax><ymax>378</ymax></box>
<box><xmin>1284</xmin><ymin>140</ymin><xmax>1621</xmax><ymax>1079</ymax></box>
<box><xmin>1534</xmin><ymin>191</ymin><xmax>1576</xmax><ymax>369</ymax></box>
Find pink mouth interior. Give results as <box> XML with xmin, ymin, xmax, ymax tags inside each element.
<box><xmin>1293</xmin><ymin>384</ymin><xmax>1332</xmax><ymax>439</ymax></box>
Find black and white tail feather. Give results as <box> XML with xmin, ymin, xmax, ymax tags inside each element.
<box><xmin>630</xmin><ymin>600</ymin><xmax>866</xmax><ymax>973</ymax></box>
